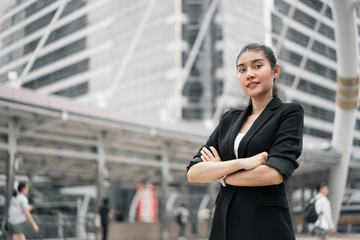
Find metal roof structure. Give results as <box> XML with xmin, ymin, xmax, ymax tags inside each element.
<box><xmin>0</xmin><ymin>85</ymin><xmax>209</xmax><ymax>184</ymax></box>
<box><xmin>0</xmin><ymin>84</ymin><xmax>354</xmax><ymax>182</ymax></box>
<box><xmin>1</xmin><ymin>84</ymin><xmax>359</xmax><ymax>185</ymax></box>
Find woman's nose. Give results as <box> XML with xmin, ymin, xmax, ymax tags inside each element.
<box><xmin>247</xmin><ymin>70</ymin><xmax>255</xmax><ymax>79</ymax></box>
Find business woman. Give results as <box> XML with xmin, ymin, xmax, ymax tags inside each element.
<box><xmin>187</xmin><ymin>43</ymin><xmax>304</xmax><ymax>240</ymax></box>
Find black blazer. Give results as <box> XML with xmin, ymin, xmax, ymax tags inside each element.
<box><xmin>187</xmin><ymin>96</ymin><xmax>304</xmax><ymax>240</ymax></box>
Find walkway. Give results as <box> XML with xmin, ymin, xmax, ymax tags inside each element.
<box><xmin>185</xmin><ymin>234</ymin><xmax>360</xmax><ymax>240</ymax></box>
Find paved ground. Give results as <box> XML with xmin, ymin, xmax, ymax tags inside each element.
<box><xmin>184</xmin><ymin>234</ymin><xmax>360</xmax><ymax>240</ymax></box>
<box><xmin>296</xmin><ymin>234</ymin><xmax>360</xmax><ymax>240</ymax></box>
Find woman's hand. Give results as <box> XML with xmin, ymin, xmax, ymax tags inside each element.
<box><xmin>33</xmin><ymin>223</ymin><xmax>40</xmax><ymax>232</ymax></box>
<box><xmin>238</xmin><ymin>151</ymin><xmax>268</xmax><ymax>170</ymax></box>
<box><xmin>200</xmin><ymin>146</ymin><xmax>222</xmax><ymax>162</ymax></box>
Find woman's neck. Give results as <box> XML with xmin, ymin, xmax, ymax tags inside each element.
<box><xmin>250</xmin><ymin>95</ymin><xmax>273</xmax><ymax>115</ymax></box>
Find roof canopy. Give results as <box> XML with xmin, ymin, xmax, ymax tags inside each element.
<box><xmin>0</xmin><ymin>85</ymin><xmax>355</xmax><ymax>186</ymax></box>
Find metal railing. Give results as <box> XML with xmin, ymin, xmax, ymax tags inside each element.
<box><xmin>1</xmin><ymin>214</ymin><xmax>97</xmax><ymax>240</ymax></box>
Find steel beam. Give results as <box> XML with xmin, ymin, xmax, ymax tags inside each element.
<box><xmin>0</xmin><ymin>1</ymin><xmax>62</xmax><ymax>41</ymax></box>
<box><xmin>104</xmin><ymin>0</ymin><xmax>158</xmax><ymax>106</ymax></box>
<box><xmin>175</xmin><ymin>0</ymin><xmax>220</xmax><ymax>120</ymax></box>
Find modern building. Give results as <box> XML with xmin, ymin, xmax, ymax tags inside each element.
<box><xmin>1</xmin><ymin>0</ymin><xmax>360</xmax><ymax>233</ymax></box>
<box><xmin>1</xmin><ymin>0</ymin><xmax>360</xmax><ymax>171</ymax></box>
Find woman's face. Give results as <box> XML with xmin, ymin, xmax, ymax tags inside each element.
<box><xmin>236</xmin><ymin>50</ymin><xmax>279</xmax><ymax>99</ymax></box>
<box><xmin>22</xmin><ymin>185</ymin><xmax>29</xmax><ymax>194</ymax></box>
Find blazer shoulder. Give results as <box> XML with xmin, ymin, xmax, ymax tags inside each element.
<box><xmin>220</xmin><ymin>109</ymin><xmax>242</xmax><ymax>121</ymax></box>
<box><xmin>281</xmin><ymin>102</ymin><xmax>304</xmax><ymax>113</ymax></box>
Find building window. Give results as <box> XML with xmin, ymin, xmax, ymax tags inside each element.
<box><xmin>25</xmin><ymin>0</ymin><xmax>54</xmax><ymax>18</ymax></box>
<box><xmin>354</xmin><ymin>138</ymin><xmax>360</xmax><ymax>147</ymax></box>
<box><xmin>286</xmin><ymin>28</ymin><xmax>310</xmax><ymax>47</ymax></box>
<box><xmin>279</xmin><ymin>48</ymin><xmax>303</xmax><ymax>66</ymax></box>
<box><xmin>297</xmin><ymin>79</ymin><xmax>336</xmax><ymax>101</ymax></box>
<box><xmin>31</xmin><ymin>38</ymin><xmax>86</xmax><ymax>71</ymax></box>
<box><xmin>356</xmin><ymin>119</ymin><xmax>360</xmax><ymax>131</ymax></box>
<box><xmin>305</xmin><ymin>59</ymin><xmax>336</xmax><ymax>81</ymax></box>
<box><xmin>54</xmin><ymin>81</ymin><xmax>89</xmax><ymax>98</ymax></box>
<box><xmin>271</xmin><ymin>14</ymin><xmax>283</xmax><ymax>34</ymax></box>
<box><xmin>293</xmin><ymin>100</ymin><xmax>335</xmax><ymax>122</ymax></box>
<box><xmin>325</xmin><ymin>6</ymin><xmax>333</xmax><ymax>19</ymax></box>
<box><xmin>182</xmin><ymin>80</ymin><xmax>203</xmax><ymax>103</ymax></box>
<box><xmin>319</xmin><ymin>23</ymin><xmax>335</xmax><ymax>40</ymax></box>
<box><xmin>23</xmin><ymin>59</ymin><xmax>89</xmax><ymax>89</ymax></box>
<box><xmin>312</xmin><ymin>41</ymin><xmax>337</xmax><ymax>61</ymax></box>
<box><xmin>299</xmin><ymin>0</ymin><xmax>323</xmax><ymax>12</ymax></box>
<box><xmin>182</xmin><ymin>107</ymin><xmax>202</xmax><ymax>120</ymax></box>
<box><xmin>46</xmin><ymin>16</ymin><xmax>87</xmax><ymax>45</ymax></box>
<box><xmin>274</xmin><ymin>0</ymin><xmax>291</xmax><ymax>15</ymax></box>
<box><xmin>278</xmin><ymin>72</ymin><xmax>295</xmax><ymax>87</ymax></box>
<box><xmin>25</xmin><ymin>11</ymin><xmax>55</xmax><ymax>36</ymax></box>
<box><xmin>293</xmin><ymin>9</ymin><xmax>316</xmax><ymax>29</ymax></box>
<box><xmin>304</xmin><ymin>126</ymin><xmax>332</xmax><ymax>139</ymax></box>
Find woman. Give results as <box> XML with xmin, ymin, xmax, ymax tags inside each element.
<box><xmin>7</xmin><ymin>182</ymin><xmax>39</xmax><ymax>240</ymax></box>
<box><xmin>187</xmin><ymin>43</ymin><xmax>304</xmax><ymax>240</ymax></box>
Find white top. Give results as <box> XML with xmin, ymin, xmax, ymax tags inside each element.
<box><xmin>308</xmin><ymin>193</ymin><xmax>335</xmax><ymax>231</ymax></box>
<box><xmin>177</xmin><ymin>207</ymin><xmax>189</xmax><ymax>224</ymax></box>
<box><xmin>234</xmin><ymin>133</ymin><xmax>246</xmax><ymax>159</ymax></box>
<box><xmin>8</xmin><ymin>193</ymin><xmax>30</xmax><ymax>224</ymax></box>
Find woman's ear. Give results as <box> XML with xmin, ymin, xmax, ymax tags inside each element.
<box><xmin>273</xmin><ymin>64</ymin><xmax>280</xmax><ymax>78</ymax></box>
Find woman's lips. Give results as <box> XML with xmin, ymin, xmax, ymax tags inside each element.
<box><xmin>247</xmin><ymin>82</ymin><xmax>259</xmax><ymax>88</ymax></box>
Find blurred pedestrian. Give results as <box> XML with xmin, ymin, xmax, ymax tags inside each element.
<box><xmin>98</xmin><ymin>198</ymin><xmax>113</xmax><ymax>240</ymax></box>
<box><xmin>308</xmin><ymin>182</ymin><xmax>336</xmax><ymax>240</ymax></box>
<box><xmin>175</xmin><ymin>203</ymin><xmax>189</xmax><ymax>240</ymax></box>
<box><xmin>7</xmin><ymin>182</ymin><xmax>39</xmax><ymax>240</ymax></box>
<box><xmin>187</xmin><ymin>43</ymin><xmax>304</xmax><ymax>239</ymax></box>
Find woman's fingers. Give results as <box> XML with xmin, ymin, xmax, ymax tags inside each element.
<box><xmin>210</xmin><ymin>146</ymin><xmax>219</xmax><ymax>158</ymax></box>
<box><xmin>202</xmin><ymin>147</ymin><xmax>214</xmax><ymax>158</ymax></box>
<box><xmin>201</xmin><ymin>150</ymin><xmax>211</xmax><ymax>161</ymax></box>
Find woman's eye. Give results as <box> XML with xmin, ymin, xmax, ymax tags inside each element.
<box><xmin>238</xmin><ymin>68</ymin><xmax>245</xmax><ymax>73</ymax></box>
<box><xmin>255</xmin><ymin>64</ymin><xmax>263</xmax><ymax>69</ymax></box>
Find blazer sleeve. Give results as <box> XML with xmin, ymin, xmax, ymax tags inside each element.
<box><xmin>265</xmin><ymin>104</ymin><xmax>304</xmax><ymax>180</ymax></box>
<box><xmin>186</xmin><ymin>111</ymin><xmax>231</xmax><ymax>172</ymax></box>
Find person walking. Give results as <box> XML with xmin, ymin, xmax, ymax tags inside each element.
<box><xmin>187</xmin><ymin>43</ymin><xmax>304</xmax><ymax>239</ymax></box>
<box><xmin>175</xmin><ymin>203</ymin><xmax>189</xmax><ymax>240</ymax></box>
<box><xmin>309</xmin><ymin>182</ymin><xmax>336</xmax><ymax>240</ymax></box>
<box><xmin>98</xmin><ymin>198</ymin><xmax>113</xmax><ymax>240</ymax></box>
<box><xmin>7</xmin><ymin>182</ymin><xmax>39</xmax><ymax>240</ymax></box>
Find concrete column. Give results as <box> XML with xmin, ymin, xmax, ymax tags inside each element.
<box><xmin>207</xmin><ymin>181</ymin><xmax>218</xmax><ymax>232</ymax></box>
<box><xmin>96</xmin><ymin>132</ymin><xmax>106</xmax><ymax>210</ymax></box>
<box><xmin>160</xmin><ymin>143</ymin><xmax>170</xmax><ymax>240</ymax></box>
<box><xmin>329</xmin><ymin>0</ymin><xmax>359</xmax><ymax>225</ymax></box>
<box><xmin>5</xmin><ymin>119</ymin><xmax>18</xmax><ymax>222</ymax></box>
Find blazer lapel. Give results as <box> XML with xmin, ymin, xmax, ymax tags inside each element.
<box><xmin>225</xmin><ymin>105</ymin><xmax>252</xmax><ymax>160</ymax></box>
<box><xmin>237</xmin><ymin>96</ymin><xmax>282</xmax><ymax>158</ymax></box>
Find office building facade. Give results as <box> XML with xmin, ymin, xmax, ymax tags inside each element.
<box><xmin>0</xmin><ymin>0</ymin><xmax>359</xmax><ymax>156</ymax></box>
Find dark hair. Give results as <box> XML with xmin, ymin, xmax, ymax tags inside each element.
<box><xmin>316</xmin><ymin>181</ymin><xmax>327</xmax><ymax>192</ymax></box>
<box><xmin>103</xmin><ymin>198</ymin><xmax>109</xmax><ymax>205</ymax></box>
<box><xmin>236</xmin><ymin>43</ymin><xmax>279</xmax><ymax>97</ymax></box>
<box><xmin>13</xmin><ymin>182</ymin><xmax>27</xmax><ymax>197</ymax></box>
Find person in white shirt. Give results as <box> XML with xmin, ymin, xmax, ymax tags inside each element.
<box><xmin>176</xmin><ymin>203</ymin><xmax>189</xmax><ymax>240</ymax></box>
<box><xmin>309</xmin><ymin>182</ymin><xmax>336</xmax><ymax>240</ymax></box>
<box><xmin>7</xmin><ymin>182</ymin><xmax>39</xmax><ymax>240</ymax></box>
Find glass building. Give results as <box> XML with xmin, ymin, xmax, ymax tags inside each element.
<box><xmin>0</xmin><ymin>0</ymin><xmax>359</xmax><ymax>158</ymax></box>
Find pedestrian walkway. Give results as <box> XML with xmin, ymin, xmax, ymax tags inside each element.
<box><xmin>296</xmin><ymin>234</ymin><xmax>360</xmax><ymax>240</ymax></box>
<box><xmin>185</xmin><ymin>234</ymin><xmax>360</xmax><ymax>240</ymax></box>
